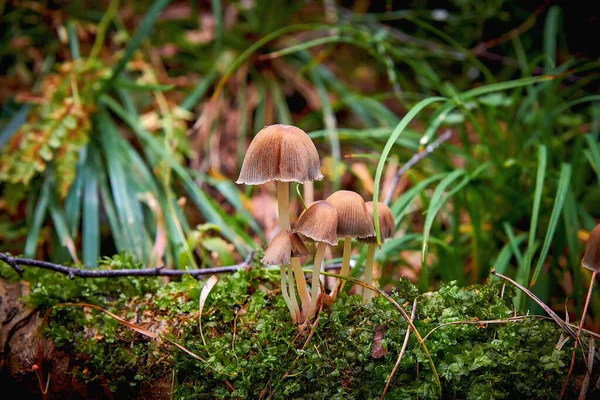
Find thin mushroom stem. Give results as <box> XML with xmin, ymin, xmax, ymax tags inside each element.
<box><xmin>333</xmin><ymin>236</ymin><xmax>352</xmax><ymax>298</ymax></box>
<box><xmin>292</xmin><ymin>257</ymin><xmax>311</xmax><ymax>319</ymax></box>
<box><xmin>287</xmin><ymin>264</ymin><xmax>302</xmax><ymax>323</ymax></box>
<box><xmin>578</xmin><ymin>270</ymin><xmax>596</xmax><ymax>340</ymax></box>
<box><xmin>308</xmin><ymin>242</ymin><xmax>327</xmax><ymax>319</ymax></box>
<box><xmin>560</xmin><ymin>270</ymin><xmax>596</xmax><ymax>399</ymax></box>
<box><xmin>303</xmin><ymin>181</ymin><xmax>314</xmax><ymax>206</ymax></box>
<box><xmin>277</xmin><ymin>181</ymin><xmax>291</xmax><ymax>231</ymax></box>
<box><xmin>280</xmin><ymin>264</ymin><xmax>297</xmax><ymax>324</ymax></box>
<box><xmin>362</xmin><ymin>243</ymin><xmax>377</xmax><ymax>304</ymax></box>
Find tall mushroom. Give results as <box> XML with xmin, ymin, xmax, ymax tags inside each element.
<box><xmin>579</xmin><ymin>224</ymin><xmax>600</xmax><ymax>342</ymax></box>
<box><xmin>262</xmin><ymin>230</ymin><xmax>310</xmax><ymax>323</ymax></box>
<box><xmin>294</xmin><ymin>200</ymin><xmax>338</xmax><ymax>319</ymax></box>
<box><xmin>237</xmin><ymin>124</ymin><xmax>322</xmax><ymax>324</ymax></box>
<box><xmin>326</xmin><ymin>190</ymin><xmax>375</xmax><ymax>298</ymax></box>
<box><xmin>361</xmin><ymin>201</ymin><xmax>395</xmax><ymax>304</ymax></box>
<box><xmin>236</xmin><ymin>124</ymin><xmax>323</xmax><ymax>231</ymax></box>
<box><xmin>561</xmin><ymin>223</ymin><xmax>600</xmax><ymax>394</ymax></box>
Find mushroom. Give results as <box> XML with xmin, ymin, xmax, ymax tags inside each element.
<box><xmin>294</xmin><ymin>200</ymin><xmax>338</xmax><ymax>319</ymax></box>
<box><xmin>577</xmin><ymin>224</ymin><xmax>600</xmax><ymax>341</ymax></box>
<box><xmin>361</xmin><ymin>201</ymin><xmax>395</xmax><ymax>304</ymax></box>
<box><xmin>262</xmin><ymin>230</ymin><xmax>310</xmax><ymax>323</ymax></box>
<box><xmin>326</xmin><ymin>190</ymin><xmax>376</xmax><ymax>298</ymax></box>
<box><xmin>236</xmin><ymin>124</ymin><xmax>323</xmax><ymax>231</ymax></box>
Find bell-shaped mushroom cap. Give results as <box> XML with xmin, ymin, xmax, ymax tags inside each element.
<box><xmin>294</xmin><ymin>201</ymin><xmax>338</xmax><ymax>246</ymax></box>
<box><xmin>262</xmin><ymin>230</ymin><xmax>309</xmax><ymax>265</ymax></box>
<box><xmin>326</xmin><ymin>190</ymin><xmax>375</xmax><ymax>239</ymax></box>
<box><xmin>360</xmin><ymin>201</ymin><xmax>395</xmax><ymax>243</ymax></box>
<box><xmin>236</xmin><ymin>124</ymin><xmax>324</xmax><ymax>185</ymax></box>
<box><xmin>583</xmin><ymin>223</ymin><xmax>600</xmax><ymax>272</ymax></box>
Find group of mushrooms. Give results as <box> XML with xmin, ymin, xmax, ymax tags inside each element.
<box><xmin>237</xmin><ymin>124</ymin><xmax>395</xmax><ymax>324</ymax></box>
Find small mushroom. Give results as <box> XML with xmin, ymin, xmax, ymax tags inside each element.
<box><xmin>577</xmin><ymin>224</ymin><xmax>600</xmax><ymax>343</ymax></box>
<box><xmin>237</xmin><ymin>124</ymin><xmax>323</xmax><ymax>231</ymax></box>
<box><xmin>361</xmin><ymin>201</ymin><xmax>395</xmax><ymax>304</ymax></box>
<box><xmin>262</xmin><ymin>230</ymin><xmax>310</xmax><ymax>323</ymax></box>
<box><xmin>294</xmin><ymin>200</ymin><xmax>338</xmax><ymax>319</ymax></box>
<box><xmin>326</xmin><ymin>190</ymin><xmax>375</xmax><ymax>297</ymax></box>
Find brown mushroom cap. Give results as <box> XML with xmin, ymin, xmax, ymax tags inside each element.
<box><xmin>583</xmin><ymin>224</ymin><xmax>600</xmax><ymax>272</ymax></box>
<box><xmin>294</xmin><ymin>201</ymin><xmax>339</xmax><ymax>246</ymax></box>
<box><xmin>360</xmin><ymin>201</ymin><xmax>395</xmax><ymax>244</ymax></box>
<box><xmin>261</xmin><ymin>230</ymin><xmax>309</xmax><ymax>265</ymax></box>
<box><xmin>236</xmin><ymin>124</ymin><xmax>324</xmax><ymax>185</ymax></box>
<box><xmin>326</xmin><ymin>190</ymin><xmax>375</xmax><ymax>239</ymax></box>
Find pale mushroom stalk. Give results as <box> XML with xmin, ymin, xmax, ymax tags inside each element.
<box><xmin>361</xmin><ymin>201</ymin><xmax>395</xmax><ymax>304</ymax></box>
<box><xmin>287</xmin><ymin>264</ymin><xmax>302</xmax><ymax>322</ymax></box>
<box><xmin>326</xmin><ymin>191</ymin><xmax>375</xmax><ymax>300</ymax></box>
<box><xmin>293</xmin><ymin>200</ymin><xmax>338</xmax><ymax>320</ymax></box>
<box><xmin>362</xmin><ymin>243</ymin><xmax>377</xmax><ymax>304</ymax></box>
<box><xmin>277</xmin><ymin>181</ymin><xmax>291</xmax><ymax>231</ymax></box>
<box><xmin>277</xmin><ymin>181</ymin><xmax>296</xmax><ymax>320</ymax></box>
<box><xmin>280</xmin><ymin>265</ymin><xmax>297</xmax><ymax>324</ymax></box>
<box><xmin>308</xmin><ymin>242</ymin><xmax>327</xmax><ymax>318</ymax></box>
<box><xmin>263</xmin><ymin>230</ymin><xmax>310</xmax><ymax>324</ymax></box>
<box><xmin>338</xmin><ymin>236</ymin><xmax>352</xmax><ymax>293</ymax></box>
<box><xmin>292</xmin><ymin>257</ymin><xmax>311</xmax><ymax>318</ymax></box>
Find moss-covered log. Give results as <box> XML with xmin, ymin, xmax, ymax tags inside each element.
<box><xmin>0</xmin><ymin>257</ymin><xmax>597</xmax><ymax>399</ymax></box>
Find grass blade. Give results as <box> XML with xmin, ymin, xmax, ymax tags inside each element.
<box><xmin>390</xmin><ymin>173</ymin><xmax>445</xmax><ymax>225</ymax></box>
<box><xmin>24</xmin><ymin>176</ymin><xmax>51</xmax><ymax>258</ymax></box>
<box><xmin>530</xmin><ymin>163</ymin><xmax>572</xmax><ymax>287</ymax></box>
<box><xmin>503</xmin><ymin>222</ymin><xmax>525</xmax><ymax>269</ymax></box>
<box><xmin>493</xmin><ymin>233</ymin><xmax>527</xmax><ymax>275</ymax></box>
<box><xmin>82</xmin><ymin>165</ymin><xmax>100</xmax><ymax>267</ymax></box>
<box><xmin>372</xmin><ymin>96</ymin><xmax>447</xmax><ymax>243</ymax></box>
<box><xmin>104</xmin><ymin>0</ymin><xmax>172</xmax><ymax>88</ymax></box>
<box><xmin>516</xmin><ymin>145</ymin><xmax>547</xmax><ymax>307</ymax></box>
<box><xmin>421</xmin><ymin>170</ymin><xmax>466</xmax><ymax>263</ymax></box>
<box><xmin>543</xmin><ymin>6</ymin><xmax>560</xmax><ymax>71</ymax></box>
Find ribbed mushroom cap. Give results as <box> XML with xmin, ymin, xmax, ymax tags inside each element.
<box><xmin>294</xmin><ymin>201</ymin><xmax>338</xmax><ymax>246</ymax></box>
<box><xmin>236</xmin><ymin>124</ymin><xmax>324</xmax><ymax>185</ymax></box>
<box><xmin>360</xmin><ymin>201</ymin><xmax>395</xmax><ymax>244</ymax></box>
<box><xmin>262</xmin><ymin>230</ymin><xmax>309</xmax><ymax>265</ymax></box>
<box><xmin>326</xmin><ymin>190</ymin><xmax>375</xmax><ymax>239</ymax></box>
<box><xmin>583</xmin><ymin>224</ymin><xmax>600</xmax><ymax>272</ymax></box>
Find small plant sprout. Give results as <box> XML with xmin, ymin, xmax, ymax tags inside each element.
<box><xmin>579</xmin><ymin>223</ymin><xmax>600</xmax><ymax>340</ymax></box>
<box><xmin>262</xmin><ymin>230</ymin><xmax>310</xmax><ymax>323</ymax></box>
<box><xmin>236</xmin><ymin>124</ymin><xmax>323</xmax><ymax>231</ymax></box>
<box><xmin>294</xmin><ymin>200</ymin><xmax>339</xmax><ymax>319</ymax></box>
<box><xmin>326</xmin><ymin>190</ymin><xmax>376</xmax><ymax>298</ymax></box>
<box><xmin>361</xmin><ymin>201</ymin><xmax>395</xmax><ymax>304</ymax></box>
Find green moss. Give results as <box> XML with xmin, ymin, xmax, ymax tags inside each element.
<box><xmin>1</xmin><ymin>258</ymin><xmax>591</xmax><ymax>399</ymax></box>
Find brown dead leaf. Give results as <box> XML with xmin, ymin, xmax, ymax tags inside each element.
<box><xmin>371</xmin><ymin>324</ymin><xmax>388</xmax><ymax>359</ymax></box>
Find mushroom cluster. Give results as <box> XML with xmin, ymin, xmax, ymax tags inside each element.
<box><xmin>237</xmin><ymin>124</ymin><xmax>396</xmax><ymax>324</ymax></box>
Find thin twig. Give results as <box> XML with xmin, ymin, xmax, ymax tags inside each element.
<box><xmin>422</xmin><ymin>315</ymin><xmax>600</xmax><ymax>343</ymax></box>
<box><xmin>381</xmin><ymin>299</ymin><xmax>417</xmax><ymax>399</ymax></box>
<box><xmin>384</xmin><ymin>129</ymin><xmax>453</xmax><ymax>205</ymax></box>
<box><xmin>579</xmin><ymin>337</ymin><xmax>595</xmax><ymax>400</ymax></box>
<box><xmin>320</xmin><ymin>270</ymin><xmax>441</xmax><ymax>391</ymax></box>
<box><xmin>561</xmin><ymin>270</ymin><xmax>597</xmax><ymax>399</ymax></box>
<box><xmin>0</xmin><ymin>251</ymin><xmax>255</xmax><ymax>279</ymax></box>
<box><xmin>0</xmin><ymin>252</ymin><xmax>350</xmax><ymax>280</ymax></box>
<box><xmin>492</xmin><ymin>270</ymin><xmax>598</xmax><ymax>367</ymax></box>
